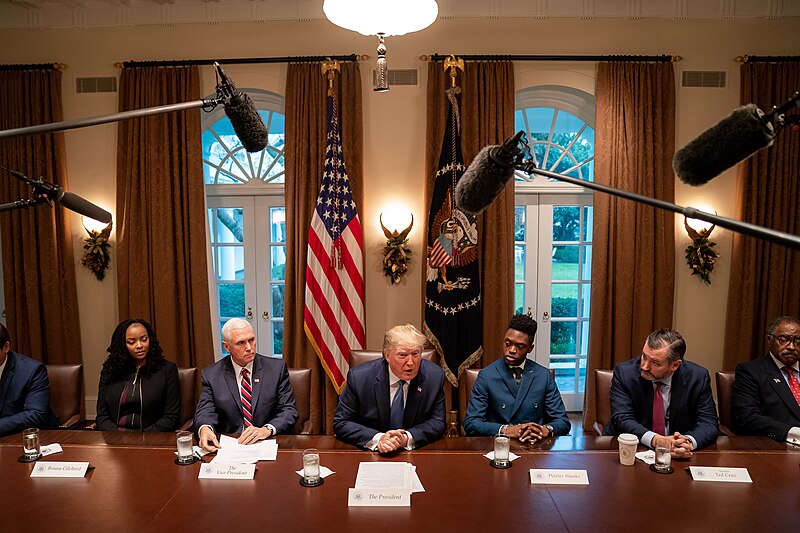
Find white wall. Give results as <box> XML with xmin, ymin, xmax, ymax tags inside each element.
<box><xmin>0</xmin><ymin>17</ymin><xmax>797</xmax><ymax>414</ymax></box>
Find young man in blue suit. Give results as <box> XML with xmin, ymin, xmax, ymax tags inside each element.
<box><xmin>334</xmin><ymin>324</ymin><xmax>446</xmax><ymax>452</ymax></box>
<box><xmin>464</xmin><ymin>314</ymin><xmax>570</xmax><ymax>441</ymax></box>
<box><xmin>195</xmin><ymin>318</ymin><xmax>297</xmax><ymax>452</ymax></box>
<box><xmin>0</xmin><ymin>323</ymin><xmax>58</xmax><ymax>437</ymax></box>
<box><xmin>732</xmin><ymin>316</ymin><xmax>800</xmax><ymax>444</ymax></box>
<box><xmin>604</xmin><ymin>328</ymin><xmax>718</xmax><ymax>457</ymax></box>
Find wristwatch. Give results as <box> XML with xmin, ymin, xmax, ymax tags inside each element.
<box><xmin>543</xmin><ymin>424</ymin><xmax>554</xmax><ymax>437</ymax></box>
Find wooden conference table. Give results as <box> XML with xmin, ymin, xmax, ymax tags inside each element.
<box><xmin>1</xmin><ymin>431</ymin><xmax>798</xmax><ymax>532</ymax></box>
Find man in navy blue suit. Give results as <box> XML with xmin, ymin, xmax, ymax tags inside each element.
<box><xmin>732</xmin><ymin>315</ymin><xmax>800</xmax><ymax>444</ymax></box>
<box><xmin>464</xmin><ymin>314</ymin><xmax>569</xmax><ymax>441</ymax></box>
<box><xmin>0</xmin><ymin>324</ymin><xmax>58</xmax><ymax>437</ymax></box>
<box><xmin>334</xmin><ymin>324</ymin><xmax>446</xmax><ymax>452</ymax></box>
<box><xmin>195</xmin><ymin>318</ymin><xmax>297</xmax><ymax>452</ymax></box>
<box><xmin>604</xmin><ymin>328</ymin><xmax>718</xmax><ymax>457</ymax></box>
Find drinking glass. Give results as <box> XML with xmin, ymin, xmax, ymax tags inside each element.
<box><xmin>654</xmin><ymin>442</ymin><xmax>672</xmax><ymax>472</ymax></box>
<box><xmin>176</xmin><ymin>431</ymin><xmax>194</xmax><ymax>464</ymax></box>
<box><xmin>23</xmin><ymin>428</ymin><xmax>41</xmax><ymax>460</ymax></box>
<box><xmin>493</xmin><ymin>435</ymin><xmax>510</xmax><ymax>467</ymax></box>
<box><xmin>303</xmin><ymin>448</ymin><xmax>321</xmax><ymax>484</ymax></box>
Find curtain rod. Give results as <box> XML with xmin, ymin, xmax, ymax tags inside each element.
<box><xmin>120</xmin><ymin>54</ymin><xmax>363</xmax><ymax>69</ymax></box>
<box><xmin>0</xmin><ymin>62</ymin><xmax>66</xmax><ymax>71</ymax></box>
<box><xmin>737</xmin><ymin>55</ymin><xmax>800</xmax><ymax>63</ymax></box>
<box><xmin>424</xmin><ymin>53</ymin><xmax>679</xmax><ymax>63</ymax></box>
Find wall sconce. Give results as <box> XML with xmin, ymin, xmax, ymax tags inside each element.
<box><xmin>81</xmin><ymin>216</ymin><xmax>112</xmax><ymax>281</ymax></box>
<box><xmin>380</xmin><ymin>212</ymin><xmax>413</xmax><ymax>284</ymax></box>
<box><xmin>684</xmin><ymin>214</ymin><xmax>718</xmax><ymax>285</ymax></box>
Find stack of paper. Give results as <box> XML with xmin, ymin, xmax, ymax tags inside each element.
<box><xmin>354</xmin><ymin>462</ymin><xmax>425</xmax><ymax>493</ymax></box>
<box><xmin>209</xmin><ymin>435</ymin><xmax>278</xmax><ymax>463</ymax></box>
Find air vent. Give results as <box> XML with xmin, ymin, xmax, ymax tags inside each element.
<box><xmin>682</xmin><ymin>71</ymin><xmax>726</xmax><ymax>88</ymax></box>
<box><xmin>372</xmin><ymin>68</ymin><xmax>418</xmax><ymax>87</ymax></box>
<box><xmin>76</xmin><ymin>76</ymin><xmax>117</xmax><ymax>93</ymax></box>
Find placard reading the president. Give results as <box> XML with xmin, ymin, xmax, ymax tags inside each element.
<box><xmin>688</xmin><ymin>466</ymin><xmax>752</xmax><ymax>483</ymax></box>
<box><xmin>529</xmin><ymin>469</ymin><xmax>589</xmax><ymax>485</ymax></box>
<box><xmin>198</xmin><ymin>463</ymin><xmax>256</xmax><ymax>479</ymax></box>
<box><xmin>30</xmin><ymin>461</ymin><xmax>90</xmax><ymax>478</ymax></box>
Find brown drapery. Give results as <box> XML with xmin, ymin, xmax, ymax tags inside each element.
<box><xmin>284</xmin><ymin>62</ymin><xmax>363</xmax><ymax>435</ymax></box>
<box><xmin>583</xmin><ymin>61</ymin><xmax>676</xmax><ymax>430</ymax></box>
<box><xmin>116</xmin><ymin>66</ymin><xmax>214</xmax><ymax>370</ymax></box>
<box><xmin>722</xmin><ymin>61</ymin><xmax>800</xmax><ymax>368</ymax></box>
<box><xmin>0</xmin><ymin>69</ymin><xmax>82</xmax><ymax>363</ymax></box>
<box><xmin>425</xmin><ymin>61</ymin><xmax>516</xmax><ymax>372</ymax></box>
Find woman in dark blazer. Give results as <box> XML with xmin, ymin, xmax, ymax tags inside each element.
<box><xmin>96</xmin><ymin>319</ymin><xmax>180</xmax><ymax>432</ymax></box>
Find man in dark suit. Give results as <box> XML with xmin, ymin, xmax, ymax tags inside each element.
<box><xmin>604</xmin><ymin>328</ymin><xmax>718</xmax><ymax>457</ymax></box>
<box><xmin>195</xmin><ymin>318</ymin><xmax>297</xmax><ymax>452</ymax></box>
<box><xmin>732</xmin><ymin>315</ymin><xmax>800</xmax><ymax>444</ymax></box>
<box><xmin>334</xmin><ymin>324</ymin><xmax>446</xmax><ymax>452</ymax></box>
<box><xmin>0</xmin><ymin>324</ymin><xmax>58</xmax><ymax>437</ymax></box>
<box><xmin>464</xmin><ymin>314</ymin><xmax>569</xmax><ymax>441</ymax></box>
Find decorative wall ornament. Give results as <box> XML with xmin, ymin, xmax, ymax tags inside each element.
<box><xmin>684</xmin><ymin>217</ymin><xmax>718</xmax><ymax>285</ymax></box>
<box><xmin>81</xmin><ymin>221</ymin><xmax>112</xmax><ymax>281</ymax></box>
<box><xmin>380</xmin><ymin>213</ymin><xmax>413</xmax><ymax>284</ymax></box>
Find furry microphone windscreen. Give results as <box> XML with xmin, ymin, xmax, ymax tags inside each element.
<box><xmin>673</xmin><ymin>104</ymin><xmax>775</xmax><ymax>186</ymax></box>
<box><xmin>455</xmin><ymin>145</ymin><xmax>516</xmax><ymax>215</ymax></box>
<box><xmin>224</xmin><ymin>92</ymin><xmax>269</xmax><ymax>153</ymax></box>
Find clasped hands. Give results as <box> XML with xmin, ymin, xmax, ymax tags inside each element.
<box><xmin>198</xmin><ymin>425</ymin><xmax>273</xmax><ymax>453</ymax></box>
<box><xmin>376</xmin><ymin>429</ymin><xmax>410</xmax><ymax>454</ymax></box>
<box><xmin>652</xmin><ymin>432</ymin><xmax>694</xmax><ymax>458</ymax></box>
<box><xmin>505</xmin><ymin>422</ymin><xmax>552</xmax><ymax>443</ymax></box>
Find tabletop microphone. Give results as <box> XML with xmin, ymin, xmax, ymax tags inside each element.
<box><xmin>214</xmin><ymin>62</ymin><xmax>269</xmax><ymax>153</ymax></box>
<box><xmin>456</xmin><ymin>131</ymin><xmax>524</xmax><ymax>215</ymax></box>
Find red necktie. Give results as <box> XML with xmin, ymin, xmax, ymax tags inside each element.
<box><xmin>652</xmin><ymin>381</ymin><xmax>666</xmax><ymax>435</ymax></box>
<box><xmin>784</xmin><ymin>367</ymin><xmax>800</xmax><ymax>406</ymax></box>
<box><xmin>241</xmin><ymin>368</ymin><xmax>253</xmax><ymax>427</ymax></box>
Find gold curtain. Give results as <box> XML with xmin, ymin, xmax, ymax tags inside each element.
<box><xmin>583</xmin><ymin>61</ymin><xmax>676</xmax><ymax>430</ymax></box>
<box><xmin>116</xmin><ymin>66</ymin><xmax>214</xmax><ymax>370</ymax></box>
<box><xmin>284</xmin><ymin>61</ymin><xmax>363</xmax><ymax>435</ymax></box>
<box><xmin>0</xmin><ymin>69</ymin><xmax>82</xmax><ymax>364</ymax></box>
<box><xmin>425</xmin><ymin>61</ymin><xmax>516</xmax><ymax>370</ymax></box>
<box><xmin>722</xmin><ymin>61</ymin><xmax>800</xmax><ymax>368</ymax></box>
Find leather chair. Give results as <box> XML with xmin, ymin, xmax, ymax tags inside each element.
<box><xmin>349</xmin><ymin>349</ymin><xmax>435</xmax><ymax>368</ymax></box>
<box><xmin>288</xmin><ymin>368</ymin><xmax>312</xmax><ymax>434</ymax></box>
<box><xmin>177</xmin><ymin>367</ymin><xmax>198</xmax><ymax>431</ymax></box>
<box><xmin>593</xmin><ymin>369</ymin><xmax>614</xmax><ymax>436</ymax></box>
<box><xmin>715</xmin><ymin>371</ymin><xmax>736</xmax><ymax>436</ymax></box>
<box><xmin>45</xmin><ymin>364</ymin><xmax>83</xmax><ymax>429</ymax></box>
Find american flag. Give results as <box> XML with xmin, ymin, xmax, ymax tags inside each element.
<box><xmin>304</xmin><ymin>91</ymin><xmax>366</xmax><ymax>394</ymax></box>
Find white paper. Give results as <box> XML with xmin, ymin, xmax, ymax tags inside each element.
<box><xmin>529</xmin><ymin>469</ymin><xmax>590</xmax><ymax>485</ymax></box>
<box><xmin>354</xmin><ymin>462</ymin><xmax>425</xmax><ymax>493</ymax></box>
<box><xmin>484</xmin><ymin>451</ymin><xmax>521</xmax><ymax>462</ymax></box>
<box><xmin>41</xmin><ymin>443</ymin><xmax>63</xmax><ymax>457</ymax></box>
<box><xmin>209</xmin><ymin>434</ymin><xmax>278</xmax><ymax>463</ymax></box>
<box><xmin>30</xmin><ymin>461</ymin><xmax>90</xmax><ymax>478</ymax></box>
<box><xmin>688</xmin><ymin>466</ymin><xmax>752</xmax><ymax>483</ymax></box>
<box><xmin>198</xmin><ymin>462</ymin><xmax>256</xmax><ymax>479</ymax></box>
<box><xmin>295</xmin><ymin>466</ymin><xmax>335</xmax><ymax>478</ymax></box>
<box><xmin>635</xmin><ymin>450</ymin><xmax>655</xmax><ymax>464</ymax></box>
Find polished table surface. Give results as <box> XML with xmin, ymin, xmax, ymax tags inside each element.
<box><xmin>2</xmin><ymin>431</ymin><xmax>799</xmax><ymax>532</ymax></box>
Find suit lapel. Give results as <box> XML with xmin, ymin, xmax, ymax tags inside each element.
<box><xmin>495</xmin><ymin>362</ymin><xmax>517</xmax><ymax>397</ymax></box>
<box><xmin>404</xmin><ymin>368</ymin><xmax>425</xmax><ymax>426</ymax></box>
<box><xmin>764</xmin><ymin>359</ymin><xmax>800</xmax><ymax>419</ymax></box>
<box><xmin>250</xmin><ymin>355</ymin><xmax>262</xmax><ymax>416</ymax></box>
<box><xmin>375</xmin><ymin>361</ymin><xmax>390</xmax><ymax>429</ymax></box>
<box><xmin>668</xmin><ymin>364</ymin><xmax>687</xmax><ymax>429</ymax></box>
<box><xmin>0</xmin><ymin>352</ymin><xmax>16</xmax><ymax>412</ymax></box>
<box><xmin>223</xmin><ymin>357</ymin><xmax>242</xmax><ymax>411</ymax></box>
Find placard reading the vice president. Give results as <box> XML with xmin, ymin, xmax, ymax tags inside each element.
<box><xmin>30</xmin><ymin>461</ymin><xmax>90</xmax><ymax>478</ymax></box>
<box><xmin>529</xmin><ymin>469</ymin><xmax>589</xmax><ymax>485</ymax></box>
<box><xmin>198</xmin><ymin>462</ymin><xmax>256</xmax><ymax>479</ymax></box>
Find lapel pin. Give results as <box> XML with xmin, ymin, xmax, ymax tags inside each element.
<box><xmin>417</xmin><ymin>386</ymin><xmax>422</xmax><ymax>392</ymax></box>
<box><xmin>254</xmin><ymin>378</ymin><xmax>260</xmax><ymax>383</ymax></box>
<box><xmin>774</xmin><ymin>378</ymin><xmax>782</xmax><ymax>383</ymax></box>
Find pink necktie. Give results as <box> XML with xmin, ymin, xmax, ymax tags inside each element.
<box><xmin>784</xmin><ymin>367</ymin><xmax>800</xmax><ymax>406</ymax></box>
<box><xmin>241</xmin><ymin>368</ymin><xmax>253</xmax><ymax>427</ymax></box>
<box><xmin>652</xmin><ymin>382</ymin><xmax>665</xmax><ymax>435</ymax></box>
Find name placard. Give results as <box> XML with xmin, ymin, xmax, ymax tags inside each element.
<box><xmin>688</xmin><ymin>466</ymin><xmax>752</xmax><ymax>483</ymax></box>
<box><xmin>30</xmin><ymin>461</ymin><xmax>90</xmax><ymax>478</ymax></box>
<box><xmin>198</xmin><ymin>463</ymin><xmax>256</xmax><ymax>480</ymax></box>
<box><xmin>348</xmin><ymin>488</ymin><xmax>411</xmax><ymax>507</ymax></box>
<box><xmin>529</xmin><ymin>469</ymin><xmax>589</xmax><ymax>485</ymax></box>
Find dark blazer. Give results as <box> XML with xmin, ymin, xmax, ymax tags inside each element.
<box><xmin>333</xmin><ymin>358</ymin><xmax>446</xmax><ymax>448</ymax></box>
<box><xmin>463</xmin><ymin>358</ymin><xmax>570</xmax><ymax>437</ymax></box>
<box><xmin>604</xmin><ymin>356</ymin><xmax>719</xmax><ymax>449</ymax></box>
<box><xmin>0</xmin><ymin>351</ymin><xmax>58</xmax><ymax>437</ymax></box>
<box><xmin>194</xmin><ymin>354</ymin><xmax>297</xmax><ymax>435</ymax></box>
<box><xmin>95</xmin><ymin>360</ymin><xmax>180</xmax><ymax>432</ymax></box>
<box><xmin>732</xmin><ymin>355</ymin><xmax>800</xmax><ymax>440</ymax></box>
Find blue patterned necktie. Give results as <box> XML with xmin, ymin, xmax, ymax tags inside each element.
<box><xmin>390</xmin><ymin>380</ymin><xmax>406</xmax><ymax>429</ymax></box>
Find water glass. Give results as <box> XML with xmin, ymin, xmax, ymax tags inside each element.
<box><xmin>303</xmin><ymin>448</ymin><xmax>321</xmax><ymax>484</ymax></box>
<box><xmin>494</xmin><ymin>435</ymin><xmax>510</xmax><ymax>467</ymax></box>
<box><xmin>654</xmin><ymin>442</ymin><xmax>672</xmax><ymax>472</ymax></box>
<box><xmin>176</xmin><ymin>431</ymin><xmax>194</xmax><ymax>464</ymax></box>
<box><xmin>23</xmin><ymin>428</ymin><xmax>41</xmax><ymax>460</ymax></box>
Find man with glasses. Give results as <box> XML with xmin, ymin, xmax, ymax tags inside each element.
<box><xmin>604</xmin><ymin>328</ymin><xmax>718</xmax><ymax>457</ymax></box>
<box><xmin>732</xmin><ymin>316</ymin><xmax>800</xmax><ymax>444</ymax></box>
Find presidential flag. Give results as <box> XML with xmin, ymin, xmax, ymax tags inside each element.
<box><xmin>304</xmin><ymin>89</ymin><xmax>365</xmax><ymax>394</ymax></box>
<box><xmin>423</xmin><ymin>87</ymin><xmax>483</xmax><ymax>387</ymax></box>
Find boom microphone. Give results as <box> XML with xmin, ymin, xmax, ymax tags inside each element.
<box><xmin>673</xmin><ymin>104</ymin><xmax>775</xmax><ymax>186</ymax></box>
<box><xmin>456</xmin><ymin>131</ymin><xmax>525</xmax><ymax>215</ymax></box>
<box><xmin>214</xmin><ymin>62</ymin><xmax>269</xmax><ymax>153</ymax></box>
<box><xmin>58</xmin><ymin>190</ymin><xmax>112</xmax><ymax>224</ymax></box>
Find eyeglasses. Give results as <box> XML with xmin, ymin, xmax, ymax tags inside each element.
<box><xmin>770</xmin><ymin>335</ymin><xmax>800</xmax><ymax>346</ymax></box>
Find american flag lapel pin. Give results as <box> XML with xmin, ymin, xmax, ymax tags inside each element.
<box><xmin>254</xmin><ymin>378</ymin><xmax>260</xmax><ymax>383</ymax></box>
<box><xmin>774</xmin><ymin>378</ymin><xmax>782</xmax><ymax>383</ymax></box>
<box><xmin>417</xmin><ymin>386</ymin><xmax>422</xmax><ymax>392</ymax></box>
